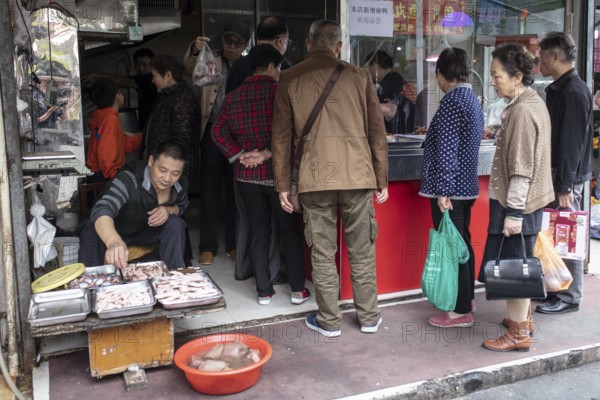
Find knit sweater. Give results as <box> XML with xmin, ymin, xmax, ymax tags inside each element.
<box><xmin>91</xmin><ymin>161</ymin><xmax>188</xmax><ymax>236</ymax></box>
<box><xmin>490</xmin><ymin>87</ymin><xmax>554</xmax><ymax>214</ymax></box>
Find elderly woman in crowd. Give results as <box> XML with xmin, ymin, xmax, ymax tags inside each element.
<box><xmin>420</xmin><ymin>47</ymin><xmax>484</xmax><ymax>328</ymax></box>
<box><xmin>146</xmin><ymin>54</ymin><xmax>200</xmax><ymax>158</ymax></box>
<box><xmin>480</xmin><ymin>44</ymin><xmax>554</xmax><ymax>352</ymax></box>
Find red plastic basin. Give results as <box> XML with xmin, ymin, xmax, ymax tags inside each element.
<box><xmin>174</xmin><ymin>333</ymin><xmax>273</xmax><ymax>395</ymax></box>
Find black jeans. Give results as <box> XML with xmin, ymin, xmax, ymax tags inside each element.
<box><xmin>430</xmin><ymin>198</ymin><xmax>476</xmax><ymax>314</ymax></box>
<box><xmin>199</xmin><ymin>126</ymin><xmax>236</xmax><ymax>254</ymax></box>
<box><xmin>237</xmin><ymin>181</ymin><xmax>305</xmax><ymax>296</ymax></box>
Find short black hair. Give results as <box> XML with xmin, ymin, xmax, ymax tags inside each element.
<box><xmin>133</xmin><ymin>48</ymin><xmax>154</xmax><ymax>61</ymax></box>
<box><xmin>492</xmin><ymin>44</ymin><xmax>537</xmax><ymax>87</ymax></box>
<box><xmin>436</xmin><ymin>47</ymin><xmax>471</xmax><ymax>83</ymax></box>
<box><xmin>152</xmin><ymin>141</ymin><xmax>187</xmax><ymax>162</ymax></box>
<box><xmin>539</xmin><ymin>31</ymin><xmax>577</xmax><ymax>63</ymax></box>
<box><xmin>150</xmin><ymin>54</ymin><xmax>184</xmax><ymax>81</ymax></box>
<box><xmin>365</xmin><ymin>50</ymin><xmax>393</xmax><ymax>69</ymax></box>
<box><xmin>250</xmin><ymin>44</ymin><xmax>283</xmax><ymax>72</ymax></box>
<box><xmin>256</xmin><ymin>16</ymin><xmax>288</xmax><ymax>41</ymax></box>
<box><xmin>90</xmin><ymin>79</ymin><xmax>118</xmax><ymax>109</ymax></box>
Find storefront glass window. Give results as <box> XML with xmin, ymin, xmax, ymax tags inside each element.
<box><xmin>345</xmin><ymin>0</ymin><xmax>565</xmax><ymax>131</ymax></box>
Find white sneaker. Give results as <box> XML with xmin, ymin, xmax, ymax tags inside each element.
<box><xmin>258</xmin><ymin>292</ymin><xmax>276</xmax><ymax>305</ymax></box>
<box><xmin>360</xmin><ymin>316</ymin><xmax>382</xmax><ymax>333</ymax></box>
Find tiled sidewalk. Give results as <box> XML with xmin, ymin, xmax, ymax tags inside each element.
<box><xmin>38</xmin><ymin>273</ymin><xmax>600</xmax><ymax>400</ymax></box>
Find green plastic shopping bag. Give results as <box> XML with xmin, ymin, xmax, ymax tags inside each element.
<box><xmin>421</xmin><ymin>210</ymin><xmax>469</xmax><ymax>311</ymax></box>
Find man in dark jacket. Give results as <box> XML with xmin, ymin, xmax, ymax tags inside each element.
<box><xmin>364</xmin><ymin>50</ymin><xmax>417</xmax><ymax>134</ymax></box>
<box><xmin>78</xmin><ymin>141</ymin><xmax>189</xmax><ymax>269</ymax></box>
<box><xmin>536</xmin><ymin>32</ymin><xmax>593</xmax><ymax>315</ymax></box>
<box><xmin>225</xmin><ymin>16</ymin><xmax>291</xmax><ymax>93</ymax></box>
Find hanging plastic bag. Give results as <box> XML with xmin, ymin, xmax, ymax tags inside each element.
<box><xmin>192</xmin><ymin>44</ymin><xmax>222</xmax><ymax>86</ymax></box>
<box><xmin>26</xmin><ymin>198</ymin><xmax>58</xmax><ymax>268</ymax></box>
<box><xmin>421</xmin><ymin>211</ymin><xmax>469</xmax><ymax>311</ymax></box>
<box><xmin>533</xmin><ymin>230</ymin><xmax>573</xmax><ymax>292</ymax></box>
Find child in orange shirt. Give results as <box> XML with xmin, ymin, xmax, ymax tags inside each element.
<box><xmin>86</xmin><ymin>79</ymin><xmax>141</xmax><ymax>181</ymax></box>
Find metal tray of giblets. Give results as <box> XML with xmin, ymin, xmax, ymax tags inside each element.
<box><xmin>27</xmin><ymin>289</ymin><xmax>90</xmax><ymax>326</ymax></box>
<box><xmin>92</xmin><ymin>280</ymin><xmax>156</xmax><ymax>319</ymax></box>
<box><xmin>151</xmin><ymin>270</ymin><xmax>223</xmax><ymax>309</ymax></box>
<box><xmin>121</xmin><ymin>260</ymin><xmax>169</xmax><ymax>282</ymax></box>
<box><xmin>68</xmin><ymin>264</ymin><xmax>123</xmax><ymax>289</ymax></box>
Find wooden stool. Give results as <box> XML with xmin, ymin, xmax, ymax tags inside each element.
<box><xmin>78</xmin><ymin>181</ymin><xmax>107</xmax><ymax>217</ymax></box>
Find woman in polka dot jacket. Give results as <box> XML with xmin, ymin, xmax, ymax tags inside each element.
<box><xmin>419</xmin><ymin>47</ymin><xmax>485</xmax><ymax>329</ymax></box>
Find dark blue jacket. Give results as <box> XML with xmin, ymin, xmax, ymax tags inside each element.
<box><xmin>546</xmin><ymin>69</ymin><xmax>593</xmax><ymax>193</ymax></box>
<box><xmin>419</xmin><ymin>84</ymin><xmax>484</xmax><ymax>199</ymax></box>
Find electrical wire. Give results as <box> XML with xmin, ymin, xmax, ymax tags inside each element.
<box><xmin>0</xmin><ymin>320</ymin><xmax>27</xmax><ymax>400</ymax></box>
<box><xmin>47</xmin><ymin>7</ymin><xmax>53</xmax><ymax>81</ymax></box>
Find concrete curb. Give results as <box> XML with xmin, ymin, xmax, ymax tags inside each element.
<box><xmin>338</xmin><ymin>343</ymin><xmax>600</xmax><ymax>400</ymax></box>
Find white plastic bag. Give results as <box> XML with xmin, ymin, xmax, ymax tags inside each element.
<box><xmin>26</xmin><ymin>200</ymin><xmax>58</xmax><ymax>268</ymax></box>
<box><xmin>192</xmin><ymin>44</ymin><xmax>222</xmax><ymax>86</ymax></box>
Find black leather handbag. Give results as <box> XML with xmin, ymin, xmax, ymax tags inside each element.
<box><xmin>484</xmin><ymin>233</ymin><xmax>547</xmax><ymax>300</ymax></box>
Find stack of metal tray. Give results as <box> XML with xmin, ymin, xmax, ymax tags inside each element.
<box><xmin>151</xmin><ymin>271</ymin><xmax>223</xmax><ymax>309</ymax></box>
<box><xmin>27</xmin><ymin>288</ymin><xmax>90</xmax><ymax>326</ymax></box>
<box><xmin>92</xmin><ymin>280</ymin><xmax>156</xmax><ymax>319</ymax></box>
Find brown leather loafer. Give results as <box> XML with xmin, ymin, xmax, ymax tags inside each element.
<box><xmin>198</xmin><ymin>251</ymin><xmax>214</xmax><ymax>265</ymax></box>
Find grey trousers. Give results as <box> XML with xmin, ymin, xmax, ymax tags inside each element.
<box><xmin>301</xmin><ymin>189</ymin><xmax>380</xmax><ymax>330</ymax></box>
<box><xmin>554</xmin><ymin>182</ymin><xmax>585</xmax><ymax>304</ymax></box>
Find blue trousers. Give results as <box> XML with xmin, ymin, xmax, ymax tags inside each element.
<box><xmin>77</xmin><ymin>215</ymin><xmax>187</xmax><ymax>269</ymax></box>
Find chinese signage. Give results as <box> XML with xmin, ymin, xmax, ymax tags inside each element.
<box><xmin>393</xmin><ymin>0</ymin><xmax>470</xmax><ymax>35</ymax></box>
<box><xmin>348</xmin><ymin>0</ymin><xmax>394</xmax><ymax>37</ymax></box>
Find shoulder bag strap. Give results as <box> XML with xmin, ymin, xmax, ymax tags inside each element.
<box><xmin>292</xmin><ymin>61</ymin><xmax>347</xmax><ymax>179</ymax></box>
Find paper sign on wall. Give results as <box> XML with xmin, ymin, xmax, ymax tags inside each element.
<box><xmin>348</xmin><ymin>0</ymin><xmax>394</xmax><ymax>37</ymax></box>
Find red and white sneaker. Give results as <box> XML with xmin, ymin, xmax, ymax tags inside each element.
<box><xmin>291</xmin><ymin>289</ymin><xmax>311</xmax><ymax>305</ymax></box>
<box><xmin>258</xmin><ymin>292</ymin><xmax>276</xmax><ymax>306</ymax></box>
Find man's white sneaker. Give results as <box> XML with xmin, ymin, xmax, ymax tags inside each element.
<box><xmin>360</xmin><ymin>316</ymin><xmax>382</xmax><ymax>333</ymax></box>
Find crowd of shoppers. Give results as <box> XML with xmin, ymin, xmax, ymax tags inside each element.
<box><xmin>76</xmin><ymin>17</ymin><xmax>593</xmax><ymax>345</ymax></box>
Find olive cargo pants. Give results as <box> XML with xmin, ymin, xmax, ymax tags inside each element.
<box><xmin>300</xmin><ymin>189</ymin><xmax>381</xmax><ymax>331</ymax></box>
